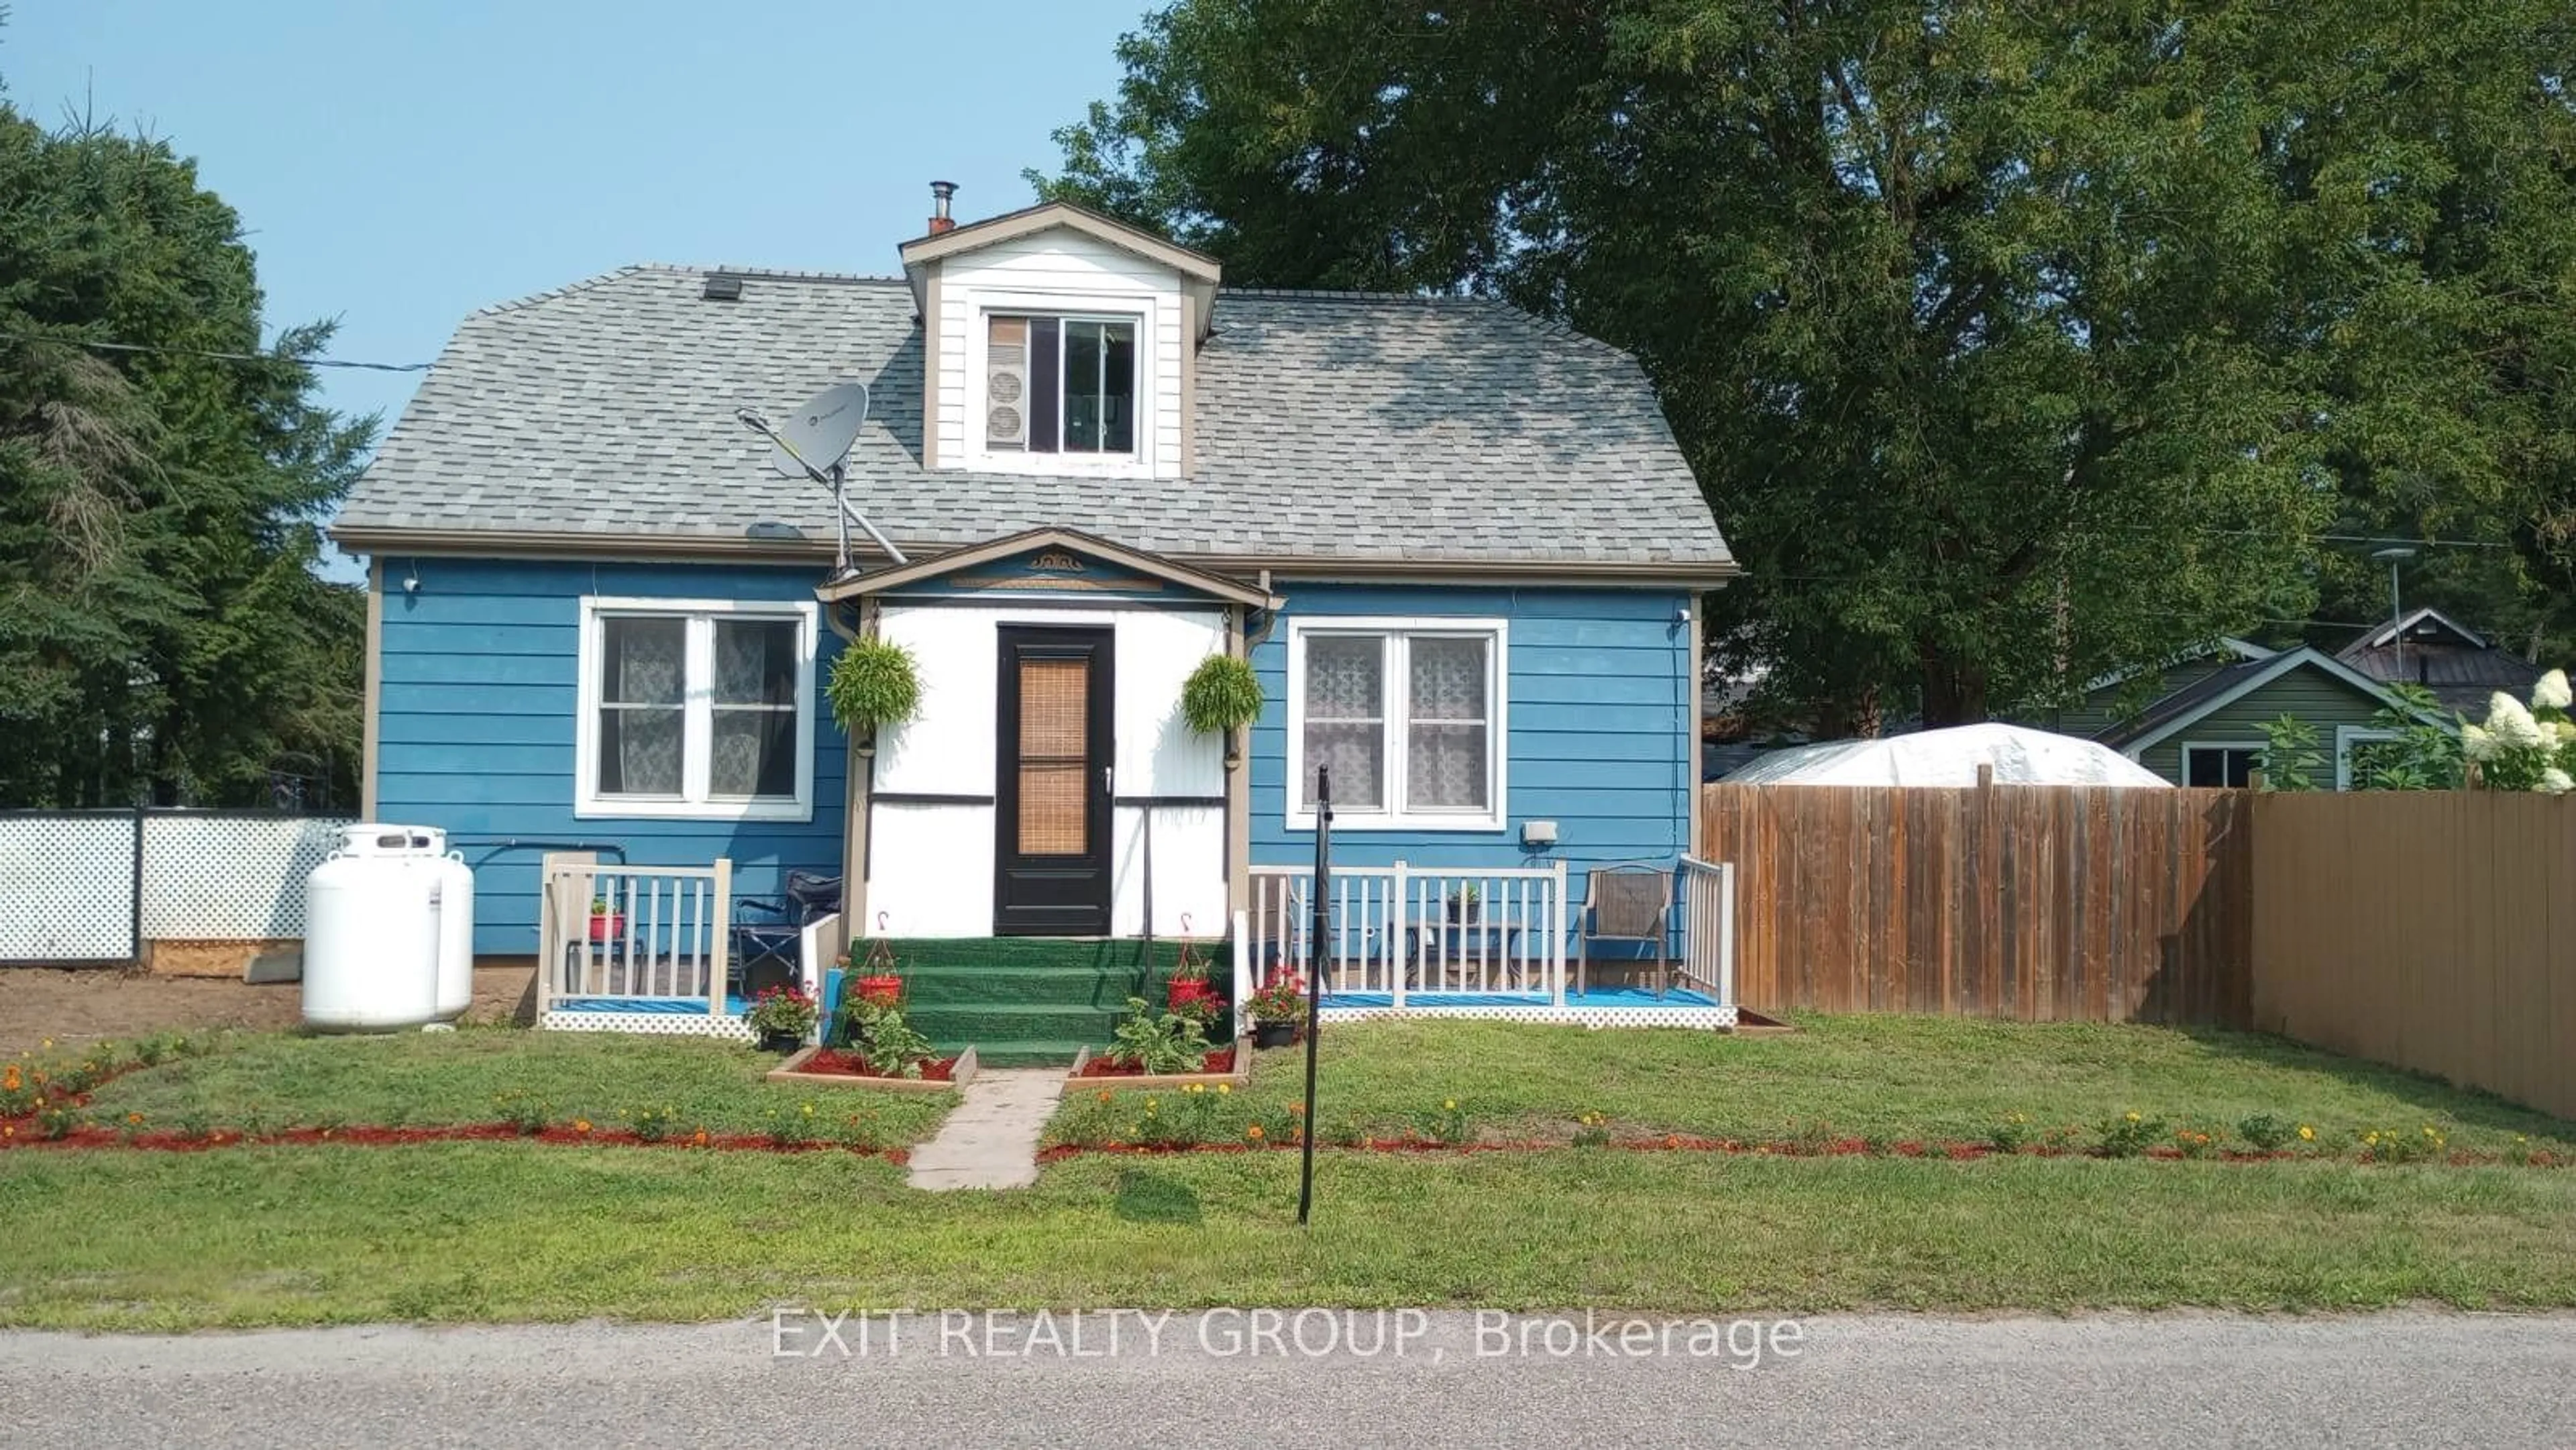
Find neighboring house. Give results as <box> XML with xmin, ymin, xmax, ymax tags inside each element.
<box><xmin>2086</xmin><ymin>645</ymin><xmax>2447</xmax><ymax>788</ymax></box>
<box><xmin>331</xmin><ymin>191</ymin><xmax>1739</xmax><ymax>1049</ymax></box>
<box><xmin>2336</xmin><ymin>607</ymin><xmax>2542</xmax><ymax>717</ymax></box>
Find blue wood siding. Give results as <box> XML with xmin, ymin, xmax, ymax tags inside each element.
<box><xmin>374</xmin><ymin>558</ymin><xmax>847</xmax><ymax>953</ymax></box>
<box><xmin>1248</xmin><ymin>585</ymin><xmax>1695</xmax><ymax>901</ymax></box>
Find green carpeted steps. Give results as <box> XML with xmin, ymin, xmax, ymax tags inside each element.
<box><xmin>863</xmin><ymin>938</ymin><xmax>1232</xmax><ymax>1068</ymax></box>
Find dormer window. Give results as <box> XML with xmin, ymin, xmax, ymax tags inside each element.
<box><xmin>985</xmin><ymin>315</ymin><xmax>1136</xmax><ymax>454</ymax></box>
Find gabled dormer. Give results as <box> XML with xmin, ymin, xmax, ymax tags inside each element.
<box><xmin>899</xmin><ymin>186</ymin><xmax>1220</xmax><ymax>482</ymax></box>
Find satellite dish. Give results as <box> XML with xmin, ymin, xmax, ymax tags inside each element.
<box><xmin>734</xmin><ymin>382</ymin><xmax>904</xmax><ymax>572</ymax></box>
<box><xmin>767</xmin><ymin>382</ymin><xmax>869</xmax><ymax>480</ymax></box>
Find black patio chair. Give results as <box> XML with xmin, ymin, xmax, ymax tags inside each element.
<box><xmin>731</xmin><ymin>870</ymin><xmax>842</xmax><ymax>1002</ymax></box>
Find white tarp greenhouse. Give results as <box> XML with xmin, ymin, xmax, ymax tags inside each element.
<box><xmin>1720</xmin><ymin>723</ymin><xmax>2170</xmax><ymax>788</ymax></box>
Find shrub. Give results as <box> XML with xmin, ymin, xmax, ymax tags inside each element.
<box><xmin>2094</xmin><ymin>1111</ymin><xmax>2167</xmax><ymax>1158</ymax></box>
<box><xmin>494</xmin><ymin>1092</ymin><xmax>549</xmax><ymax>1137</ymax></box>
<box><xmin>1179</xmin><ymin>654</ymin><xmax>1265</xmax><ymax>736</ymax></box>
<box><xmin>1104</xmin><ymin>998</ymin><xmax>1210</xmax><ymax>1075</ymax></box>
<box><xmin>34</xmin><ymin>1104</ymin><xmax>78</xmax><ymax>1141</ymax></box>
<box><xmin>2236</xmin><ymin>1113</ymin><xmax>2295</xmax><ymax>1153</ymax></box>
<box><xmin>2362</xmin><ymin>1126</ymin><xmax>2447</xmax><ymax>1164</ymax></box>
<box><xmin>857</xmin><ymin>1007</ymin><xmax>938</xmax><ymax>1079</ymax></box>
<box><xmin>1421</xmin><ymin>1098</ymin><xmax>1471</xmax><ymax>1146</ymax></box>
<box><xmin>1986</xmin><ymin>1112</ymin><xmax>2033</xmax><ymax>1153</ymax></box>
<box><xmin>826</xmin><ymin>636</ymin><xmax>924</xmax><ymax>735</ymax></box>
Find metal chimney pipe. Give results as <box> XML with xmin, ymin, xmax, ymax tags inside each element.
<box><xmin>928</xmin><ymin>180</ymin><xmax>957</xmax><ymax>235</ymax></box>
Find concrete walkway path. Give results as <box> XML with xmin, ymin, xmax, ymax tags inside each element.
<box><xmin>905</xmin><ymin>1068</ymin><xmax>1063</xmax><ymax>1190</ymax></box>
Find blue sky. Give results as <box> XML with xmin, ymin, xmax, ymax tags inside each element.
<box><xmin>4</xmin><ymin>0</ymin><xmax>1146</xmax><ymax>435</ymax></box>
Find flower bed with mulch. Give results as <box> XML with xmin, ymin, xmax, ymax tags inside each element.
<box><xmin>766</xmin><ymin>1044</ymin><xmax>977</xmax><ymax>1091</ymax></box>
<box><xmin>1063</xmin><ymin>1043</ymin><xmax>1248</xmax><ymax>1093</ymax></box>
<box><xmin>1034</xmin><ymin>1132</ymin><xmax>2575</xmax><ymax>1166</ymax></box>
<box><xmin>0</xmin><ymin>1121</ymin><xmax>909</xmax><ymax>1158</ymax></box>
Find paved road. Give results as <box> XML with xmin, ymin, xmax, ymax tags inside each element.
<box><xmin>3</xmin><ymin>1310</ymin><xmax>2571</xmax><ymax>1447</ymax></box>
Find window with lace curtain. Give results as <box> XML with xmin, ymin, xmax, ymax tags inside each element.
<box><xmin>574</xmin><ymin>597</ymin><xmax>816</xmax><ymax>820</ymax></box>
<box><xmin>1285</xmin><ymin>618</ymin><xmax>1507</xmax><ymax>831</ymax></box>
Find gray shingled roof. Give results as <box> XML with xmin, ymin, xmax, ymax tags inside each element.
<box><xmin>335</xmin><ymin>264</ymin><xmax>1730</xmax><ymax>571</ymax></box>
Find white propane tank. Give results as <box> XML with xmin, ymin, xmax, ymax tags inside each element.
<box><xmin>415</xmin><ymin>828</ymin><xmax>477</xmax><ymax>1019</ymax></box>
<box><xmin>302</xmin><ymin>824</ymin><xmax>443</xmax><ymax>1031</ymax></box>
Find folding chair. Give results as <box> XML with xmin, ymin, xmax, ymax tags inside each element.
<box><xmin>731</xmin><ymin>870</ymin><xmax>842</xmax><ymax>1001</ymax></box>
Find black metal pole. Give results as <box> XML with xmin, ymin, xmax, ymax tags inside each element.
<box><xmin>1297</xmin><ymin>766</ymin><xmax>1329</xmax><ymax>1225</ymax></box>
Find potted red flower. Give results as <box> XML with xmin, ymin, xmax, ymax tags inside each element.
<box><xmin>1244</xmin><ymin>970</ymin><xmax>1307</xmax><ymax>1049</ymax></box>
<box><xmin>855</xmin><ymin>973</ymin><xmax>904</xmax><ymax>1010</ymax></box>
<box><xmin>743</xmin><ymin>984</ymin><xmax>819</xmax><ymax>1053</ymax></box>
<box><xmin>587</xmin><ymin>897</ymin><xmax>625</xmax><ymax>944</ymax></box>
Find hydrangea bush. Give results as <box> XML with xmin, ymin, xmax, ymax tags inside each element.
<box><xmin>2461</xmin><ymin>668</ymin><xmax>2575</xmax><ymax>794</ymax></box>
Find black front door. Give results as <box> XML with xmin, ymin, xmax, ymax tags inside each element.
<box><xmin>994</xmin><ymin>626</ymin><xmax>1115</xmax><ymax>935</ymax></box>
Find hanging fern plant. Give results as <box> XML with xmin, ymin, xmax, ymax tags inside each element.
<box><xmin>827</xmin><ymin>636</ymin><xmax>924</xmax><ymax>739</ymax></box>
<box><xmin>1180</xmin><ymin>654</ymin><xmax>1265</xmax><ymax>736</ymax></box>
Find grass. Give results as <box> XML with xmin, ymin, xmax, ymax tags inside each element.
<box><xmin>1046</xmin><ymin>1016</ymin><xmax>2576</xmax><ymax>1154</ymax></box>
<box><xmin>2</xmin><ymin>1143</ymin><xmax>2573</xmax><ymax>1329</ymax></box>
<box><xmin>10</xmin><ymin>1014</ymin><xmax>2576</xmax><ymax>1329</ymax></box>
<box><xmin>71</xmin><ymin>1029</ymin><xmax>957</xmax><ymax>1145</ymax></box>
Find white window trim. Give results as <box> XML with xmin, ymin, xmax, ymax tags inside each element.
<box><xmin>574</xmin><ymin>596</ymin><xmax>818</xmax><ymax>821</ymax></box>
<box><xmin>962</xmin><ymin>287</ymin><xmax>1163</xmax><ymax>480</ymax></box>
<box><xmin>1285</xmin><ymin>616</ymin><xmax>1509</xmax><ymax>833</ymax></box>
<box><xmin>2334</xmin><ymin>725</ymin><xmax>2403</xmax><ymax>790</ymax></box>
<box><xmin>2179</xmin><ymin>739</ymin><xmax>2267</xmax><ymax>789</ymax></box>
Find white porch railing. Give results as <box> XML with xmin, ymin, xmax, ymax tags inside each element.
<box><xmin>1677</xmin><ymin>856</ymin><xmax>1737</xmax><ymax>1007</ymax></box>
<box><xmin>536</xmin><ymin>855</ymin><xmax>733</xmax><ymax>1016</ymax></box>
<box><xmin>1246</xmin><ymin>861</ymin><xmax>1570</xmax><ymax>1008</ymax></box>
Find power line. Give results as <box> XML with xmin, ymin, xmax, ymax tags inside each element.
<box><xmin>0</xmin><ymin>331</ymin><xmax>433</xmax><ymax>373</ymax></box>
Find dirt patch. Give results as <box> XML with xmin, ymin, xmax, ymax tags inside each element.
<box><xmin>0</xmin><ymin>962</ymin><xmax>538</xmax><ymax>1056</ymax></box>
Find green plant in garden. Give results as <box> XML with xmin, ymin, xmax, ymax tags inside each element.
<box><xmin>1421</xmin><ymin>1097</ymin><xmax>1472</xmax><ymax>1145</ymax></box>
<box><xmin>826</xmin><ymin>636</ymin><xmax>924</xmax><ymax>735</ymax></box>
<box><xmin>493</xmin><ymin>1092</ymin><xmax>549</xmax><ymax>1137</ymax></box>
<box><xmin>1105</xmin><ymin>998</ymin><xmax>1210</xmax><ymax>1075</ymax></box>
<box><xmin>628</xmin><ymin>1104</ymin><xmax>680</xmax><ymax>1143</ymax></box>
<box><xmin>2363</xmin><ymin>1125</ymin><xmax>2448</xmax><ymax>1163</ymax></box>
<box><xmin>2237</xmin><ymin>1113</ymin><xmax>2296</xmax><ymax>1152</ymax></box>
<box><xmin>1179</xmin><ymin>654</ymin><xmax>1263</xmax><ymax>736</ymax></box>
<box><xmin>1986</xmin><ymin>1112</ymin><xmax>2033</xmax><ymax>1153</ymax></box>
<box><xmin>2095</xmin><ymin>1111</ymin><xmax>2167</xmax><ymax>1158</ymax></box>
<box><xmin>1572</xmin><ymin>1111</ymin><xmax>1612</xmax><ymax>1149</ymax></box>
<box><xmin>2256</xmin><ymin>715</ymin><xmax>2326</xmax><ymax>792</ymax></box>
<box><xmin>765</xmin><ymin>1102</ymin><xmax>820</xmax><ymax>1148</ymax></box>
<box><xmin>856</xmin><ymin>1008</ymin><xmax>938</xmax><ymax>1079</ymax></box>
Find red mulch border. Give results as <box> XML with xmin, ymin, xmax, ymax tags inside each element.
<box><xmin>1036</xmin><ymin>1134</ymin><xmax>2568</xmax><ymax>1168</ymax></box>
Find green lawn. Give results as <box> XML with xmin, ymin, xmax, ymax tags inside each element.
<box><xmin>2</xmin><ymin>1143</ymin><xmax>2572</xmax><ymax>1329</ymax></box>
<box><xmin>1053</xmin><ymin>1016</ymin><xmax>2576</xmax><ymax>1155</ymax></box>
<box><xmin>9</xmin><ymin>1014</ymin><xmax>2576</xmax><ymax>1329</ymax></box>
<box><xmin>72</xmin><ymin>1029</ymin><xmax>956</xmax><ymax>1145</ymax></box>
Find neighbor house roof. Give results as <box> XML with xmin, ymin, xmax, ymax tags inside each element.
<box><xmin>2092</xmin><ymin>646</ymin><xmax>2447</xmax><ymax>754</ymax></box>
<box><xmin>333</xmin><ymin>264</ymin><xmax>1732</xmax><ymax>578</ymax></box>
<box><xmin>2336</xmin><ymin>607</ymin><xmax>2540</xmax><ymax>715</ymax></box>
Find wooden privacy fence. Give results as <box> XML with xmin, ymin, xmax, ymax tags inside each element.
<box><xmin>2254</xmin><ymin>791</ymin><xmax>2576</xmax><ymax>1121</ymax></box>
<box><xmin>1699</xmin><ymin>782</ymin><xmax>2254</xmax><ymax>1025</ymax></box>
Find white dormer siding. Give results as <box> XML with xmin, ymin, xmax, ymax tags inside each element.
<box><xmin>930</xmin><ymin>227</ymin><xmax>1187</xmax><ymax>480</ymax></box>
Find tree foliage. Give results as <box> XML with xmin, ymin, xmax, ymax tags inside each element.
<box><xmin>0</xmin><ymin>95</ymin><xmax>372</xmax><ymax>806</ymax></box>
<box><xmin>1038</xmin><ymin>0</ymin><xmax>2576</xmax><ymax>727</ymax></box>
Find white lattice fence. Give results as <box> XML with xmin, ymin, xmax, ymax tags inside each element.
<box><xmin>140</xmin><ymin>815</ymin><xmax>351</xmax><ymax>939</ymax></box>
<box><xmin>0</xmin><ymin>815</ymin><xmax>141</xmax><ymax>962</ymax></box>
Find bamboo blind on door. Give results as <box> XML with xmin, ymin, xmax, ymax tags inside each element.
<box><xmin>1018</xmin><ymin>658</ymin><xmax>1089</xmax><ymax>855</ymax></box>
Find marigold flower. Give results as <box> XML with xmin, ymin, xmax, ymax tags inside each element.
<box><xmin>1443</xmin><ymin>1099</ymin><xmax>1457</xmax><ymax>1111</ymax></box>
<box><xmin>2298</xmin><ymin>1125</ymin><xmax>2315</xmax><ymax>1141</ymax></box>
<box><xmin>125</xmin><ymin>1112</ymin><xmax>143</xmax><ymax>1125</ymax></box>
<box><xmin>573</xmin><ymin>1119</ymin><xmax>593</xmax><ymax>1134</ymax></box>
<box><xmin>2125</xmin><ymin>1111</ymin><xmax>2141</xmax><ymax>1123</ymax></box>
<box><xmin>1216</xmin><ymin>1083</ymin><xmax>1230</xmax><ymax>1095</ymax></box>
<box><xmin>1246</xmin><ymin>1125</ymin><xmax>1265</xmax><ymax>1141</ymax></box>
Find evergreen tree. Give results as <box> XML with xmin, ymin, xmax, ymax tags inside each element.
<box><xmin>0</xmin><ymin>95</ymin><xmax>372</xmax><ymax>807</ymax></box>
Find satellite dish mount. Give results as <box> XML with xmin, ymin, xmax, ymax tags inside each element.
<box><xmin>734</xmin><ymin>382</ymin><xmax>906</xmax><ymax>572</ymax></box>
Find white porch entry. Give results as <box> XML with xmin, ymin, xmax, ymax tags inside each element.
<box><xmin>865</xmin><ymin>601</ymin><xmax>1228</xmax><ymax>937</ymax></box>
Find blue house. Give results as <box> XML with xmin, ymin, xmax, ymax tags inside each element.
<box><xmin>333</xmin><ymin>191</ymin><xmax>1739</xmax><ymax>1056</ymax></box>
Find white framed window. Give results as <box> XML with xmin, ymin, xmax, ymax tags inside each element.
<box><xmin>1285</xmin><ymin>617</ymin><xmax>1508</xmax><ymax>831</ymax></box>
<box><xmin>2180</xmin><ymin>740</ymin><xmax>2265</xmax><ymax>788</ymax></box>
<box><xmin>961</xmin><ymin>289</ymin><xmax>1163</xmax><ymax>480</ymax></box>
<box><xmin>574</xmin><ymin>597</ymin><xmax>817</xmax><ymax>821</ymax></box>
<box><xmin>984</xmin><ymin>313</ymin><xmax>1137</xmax><ymax>456</ymax></box>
